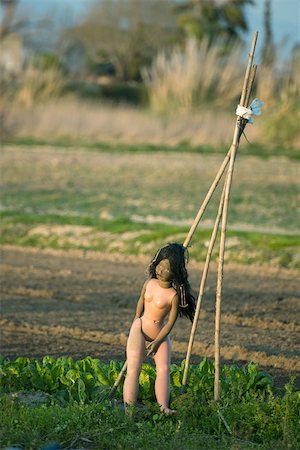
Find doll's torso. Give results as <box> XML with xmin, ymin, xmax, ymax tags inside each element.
<box><xmin>141</xmin><ymin>278</ymin><xmax>176</xmax><ymax>341</ymax></box>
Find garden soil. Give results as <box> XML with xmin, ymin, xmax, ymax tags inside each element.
<box><xmin>1</xmin><ymin>246</ymin><xmax>299</xmax><ymax>388</ymax></box>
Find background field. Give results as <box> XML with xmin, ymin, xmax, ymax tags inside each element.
<box><xmin>1</xmin><ymin>143</ymin><xmax>299</xmax><ymax>386</ymax></box>
<box><xmin>1</xmin><ymin>144</ymin><xmax>299</xmax><ymax>268</ymax></box>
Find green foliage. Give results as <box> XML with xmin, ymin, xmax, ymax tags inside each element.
<box><xmin>0</xmin><ymin>356</ymin><xmax>299</xmax><ymax>450</ymax></box>
<box><xmin>64</xmin><ymin>0</ymin><xmax>178</xmax><ymax>82</ymax></box>
<box><xmin>32</xmin><ymin>52</ymin><xmax>63</xmax><ymax>71</ymax></box>
<box><xmin>0</xmin><ymin>356</ymin><xmax>275</xmax><ymax>405</ymax></box>
<box><xmin>176</xmin><ymin>0</ymin><xmax>253</xmax><ymax>45</ymax></box>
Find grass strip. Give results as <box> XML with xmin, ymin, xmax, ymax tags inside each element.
<box><xmin>1</xmin><ymin>212</ymin><xmax>299</xmax><ymax>268</ymax></box>
<box><xmin>1</xmin><ymin>395</ymin><xmax>299</xmax><ymax>450</ymax></box>
<box><xmin>4</xmin><ymin>137</ymin><xmax>300</xmax><ymax>160</ymax></box>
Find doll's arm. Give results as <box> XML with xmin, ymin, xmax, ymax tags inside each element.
<box><xmin>146</xmin><ymin>294</ymin><xmax>179</xmax><ymax>356</ymax></box>
<box><xmin>133</xmin><ymin>280</ymin><xmax>148</xmax><ymax>319</ymax></box>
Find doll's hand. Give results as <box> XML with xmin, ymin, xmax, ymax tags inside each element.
<box><xmin>146</xmin><ymin>340</ymin><xmax>160</xmax><ymax>357</ymax></box>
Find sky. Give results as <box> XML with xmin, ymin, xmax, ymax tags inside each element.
<box><xmin>11</xmin><ymin>0</ymin><xmax>300</xmax><ymax>59</ymax></box>
<box><xmin>243</xmin><ymin>0</ymin><xmax>300</xmax><ymax>59</ymax></box>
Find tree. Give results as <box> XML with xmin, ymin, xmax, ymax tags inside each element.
<box><xmin>261</xmin><ymin>0</ymin><xmax>275</xmax><ymax>67</ymax></box>
<box><xmin>62</xmin><ymin>0</ymin><xmax>179</xmax><ymax>82</ymax></box>
<box><xmin>175</xmin><ymin>0</ymin><xmax>254</xmax><ymax>47</ymax></box>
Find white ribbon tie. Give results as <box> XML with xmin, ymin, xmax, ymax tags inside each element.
<box><xmin>236</xmin><ymin>98</ymin><xmax>264</xmax><ymax>124</ymax></box>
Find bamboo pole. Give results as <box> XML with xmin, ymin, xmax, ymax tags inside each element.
<box><xmin>244</xmin><ymin>64</ymin><xmax>257</xmax><ymax>115</ymax></box>
<box><xmin>236</xmin><ymin>63</ymin><xmax>257</xmax><ymax>143</ymax></box>
<box><xmin>182</xmin><ymin>64</ymin><xmax>257</xmax><ymax>251</ymax></box>
<box><xmin>181</xmin><ymin>180</ymin><xmax>226</xmax><ymax>393</ymax></box>
<box><xmin>183</xmin><ymin>149</ymin><xmax>230</xmax><ymax>248</ymax></box>
<box><xmin>180</xmin><ymin>53</ymin><xmax>258</xmax><ymax>396</ymax></box>
<box><xmin>214</xmin><ymin>32</ymin><xmax>258</xmax><ymax>402</ymax></box>
<box><xmin>109</xmin><ymin>361</ymin><xmax>127</xmax><ymax>398</ymax></box>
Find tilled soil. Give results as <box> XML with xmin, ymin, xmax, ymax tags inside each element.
<box><xmin>1</xmin><ymin>246</ymin><xmax>299</xmax><ymax>388</ymax></box>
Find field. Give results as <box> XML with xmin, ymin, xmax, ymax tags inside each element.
<box><xmin>1</xmin><ymin>245</ymin><xmax>299</xmax><ymax>380</ymax></box>
<box><xmin>1</xmin><ymin>145</ymin><xmax>299</xmax><ymax>266</ymax></box>
<box><xmin>0</xmin><ymin>144</ymin><xmax>299</xmax><ymax>449</ymax></box>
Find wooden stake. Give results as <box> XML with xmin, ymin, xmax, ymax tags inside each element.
<box><xmin>214</xmin><ymin>32</ymin><xmax>258</xmax><ymax>402</ymax></box>
<box><xmin>109</xmin><ymin>361</ymin><xmax>127</xmax><ymax>398</ymax></box>
<box><xmin>183</xmin><ymin>149</ymin><xmax>230</xmax><ymax>248</ymax></box>
<box><xmin>181</xmin><ymin>181</ymin><xmax>226</xmax><ymax>392</ymax></box>
<box><xmin>183</xmin><ymin>63</ymin><xmax>257</xmax><ymax>251</ymax></box>
<box><xmin>246</xmin><ymin>64</ymin><xmax>257</xmax><ymax>106</ymax></box>
<box><xmin>181</xmin><ymin>53</ymin><xmax>258</xmax><ymax>396</ymax></box>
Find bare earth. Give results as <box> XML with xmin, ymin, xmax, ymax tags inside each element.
<box><xmin>1</xmin><ymin>246</ymin><xmax>299</xmax><ymax>388</ymax></box>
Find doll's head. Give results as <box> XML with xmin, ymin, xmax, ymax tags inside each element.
<box><xmin>148</xmin><ymin>243</ymin><xmax>195</xmax><ymax>321</ymax></box>
<box><xmin>148</xmin><ymin>243</ymin><xmax>187</xmax><ymax>282</ymax></box>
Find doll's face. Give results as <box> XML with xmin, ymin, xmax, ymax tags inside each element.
<box><xmin>155</xmin><ymin>259</ymin><xmax>173</xmax><ymax>282</ymax></box>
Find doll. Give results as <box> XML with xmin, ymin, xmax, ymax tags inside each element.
<box><xmin>123</xmin><ymin>243</ymin><xmax>196</xmax><ymax>414</ymax></box>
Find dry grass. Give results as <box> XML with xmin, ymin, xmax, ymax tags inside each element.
<box><xmin>16</xmin><ymin>63</ymin><xmax>64</xmax><ymax>108</ymax></box>
<box><xmin>256</xmin><ymin>57</ymin><xmax>300</xmax><ymax>107</ymax></box>
<box><xmin>4</xmin><ymin>98</ymin><xmax>262</xmax><ymax>147</ymax></box>
<box><xmin>254</xmin><ymin>55</ymin><xmax>300</xmax><ymax>147</ymax></box>
<box><xmin>1</xmin><ymin>40</ymin><xmax>299</xmax><ymax>148</ymax></box>
<box><xmin>142</xmin><ymin>38</ymin><xmax>244</xmax><ymax>112</ymax></box>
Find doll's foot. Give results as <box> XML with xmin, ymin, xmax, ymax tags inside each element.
<box><xmin>160</xmin><ymin>406</ymin><xmax>177</xmax><ymax>415</ymax></box>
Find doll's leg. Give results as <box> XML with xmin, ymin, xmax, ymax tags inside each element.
<box><xmin>154</xmin><ymin>336</ymin><xmax>177</xmax><ymax>415</ymax></box>
<box><xmin>123</xmin><ymin>318</ymin><xmax>146</xmax><ymax>406</ymax></box>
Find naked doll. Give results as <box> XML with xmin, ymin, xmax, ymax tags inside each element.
<box><xmin>123</xmin><ymin>243</ymin><xmax>195</xmax><ymax>414</ymax></box>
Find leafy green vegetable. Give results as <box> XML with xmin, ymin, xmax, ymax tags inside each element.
<box><xmin>0</xmin><ymin>356</ymin><xmax>275</xmax><ymax>405</ymax></box>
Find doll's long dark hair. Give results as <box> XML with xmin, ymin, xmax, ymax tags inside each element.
<box><xmin>147</xmin><ymin>243</ymin><xmax>196</xmax><ymax>322</ymax></box>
